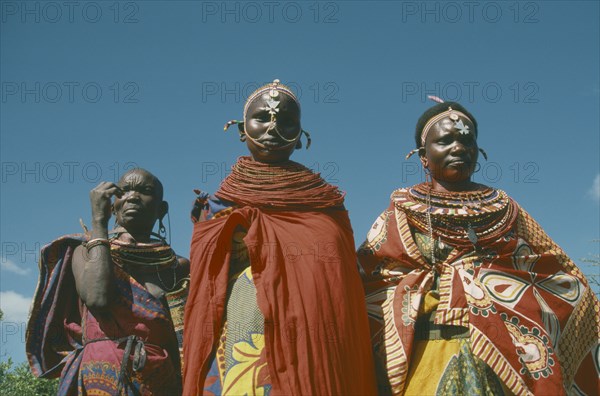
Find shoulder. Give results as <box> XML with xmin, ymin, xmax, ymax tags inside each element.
<box><xmin>390</xmin><ymin>186</ymin><xmax>411</xmax><ymax>201</ymax></box>
<box><xmin>176</xmin><ymin>256</ymin><xmax>190</xmax><ymax>277</ymax></box>
<box><xmin>45</xmin><ymin>234</ymin><xmax>86</xmax><ymax>261</ymax></box>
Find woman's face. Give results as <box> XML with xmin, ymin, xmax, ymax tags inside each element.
<box><xmin>113</xmin><ymin>170</ymin><xmax>164</xmax><ymax>233</ymax></box>
<box><xmin>244</xmin><ymin>91</ymin><xmax>301</xmax><ymax>163</ymax></box>
<box><xmin>421</xmin><ymin>115</ymin><xmax>478</xmax><ymax>184</ymax></box>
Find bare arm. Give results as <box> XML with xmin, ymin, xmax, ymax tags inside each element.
<box><xmin>72</xmin><ymin>182</ymin><xmax>122</xmax><ymax>310</ymax></box>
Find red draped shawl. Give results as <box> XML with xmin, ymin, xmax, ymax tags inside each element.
<box><xmin>183</xmin><ymin>157</ymin><xmax>377</xmax><ymax>395</ymax></box>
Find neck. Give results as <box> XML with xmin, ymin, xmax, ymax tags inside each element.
<box><xmin>429</xmin><ymin>178</ymin><xmax>478</xmax><ymax>193</ymax></box>
<box><xmin>246</xmin><ymin>155</ymin><xmax>292</xmax><ymax>165</ymax></box>
<box><xmin>115</xmin><ymin>227</ymin><xmax>154</xmax><ymax>244</ymax></box>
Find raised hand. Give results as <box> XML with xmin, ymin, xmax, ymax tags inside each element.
<box><xmin>89</xmin><ymin>182</ymin><xmax>123</xmax><ymax>228</ymax></box>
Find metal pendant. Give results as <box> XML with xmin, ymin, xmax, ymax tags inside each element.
<box><xmin>467</xmin><ymin>224</ymin><xmax>478</xmax><ymax>245</ymax></box>
<box><xmin>454</xmin><ymin>119</ymin><xmax>470</xmax><ymax>135</ymax></box>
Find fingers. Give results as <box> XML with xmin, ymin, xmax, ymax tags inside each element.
<box><xmin>89</xmin><ymin>182</ymin><xmax>122</xmax><ymax>225</ymax></box>
<box><xmin>105</xmin><ymin>185</ymin><xmax>124</xmax><ymax>199</ymax></box>
<box><xmin>91</xmin><ymin>182</ymin><xmax>123</xmax><ymax>199</ymax></box>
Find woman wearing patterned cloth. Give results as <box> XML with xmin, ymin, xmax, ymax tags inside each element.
<box><xmin>358</xmin><ymin>100</ymin><xmax>600</xmax><ymax>395</ymax></box>
<box><xmin>26</xmin><ymin>168</ymin><xmax>189</xmax><ymax>395</ymax></box>
<box><xmin>183</xmin><ymin>79</ymin><xmax>377</xmax><ymax>395</ymax></box>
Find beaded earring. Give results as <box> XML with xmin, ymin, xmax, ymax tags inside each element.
<box><xmin>405</xmin><ymin>148</ymin><xmax>421</xmax><ymax>160</ymax></box>
<box><xmin>224</xmin><ymin>120</ymin><xmax>247</xmax><ymax>142</ymax></box>
<box><xmin>424</xmin><ymin>167</ymin><xmax>432</xmax><ymax>185</ymax></box>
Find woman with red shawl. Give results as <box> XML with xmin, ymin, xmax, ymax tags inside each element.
<box><xmin>358</xmin><ymin>99</ymin><xmax>600</xmax><ymax>395</ymax></box>
<box><xmin>183</xmin><ymin>79</ymin><xmax>377</xmax><ymax>395</ymax></box>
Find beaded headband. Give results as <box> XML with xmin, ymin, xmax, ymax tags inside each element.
<box><xmin>420</xmin><ymin>106</ymin><xmax>474</xmax><ymax>146</ymax></box>
<box><xmin>243</xmin><ymin>79</ymin><xmax>300</xmax><ymax>121</ymax></box>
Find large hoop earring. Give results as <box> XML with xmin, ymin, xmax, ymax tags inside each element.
<box><xmin>302</xmin><ymin>129</ymin><xmax>311</xmax><ymax>149</ymax></box>
<box><xmin>166</xmin><ymin>212</ymin><xmax>172</xmax><ymax>246</ymax></box>
<box><xmin>159</xmin><ymin>218</ymin><xmax>167</xmax><ymax>240</ymax></box>
<box><xmin>478</xmin><ymin>148</ymin><xmax>488</xmax><ymax>161</ymax></box>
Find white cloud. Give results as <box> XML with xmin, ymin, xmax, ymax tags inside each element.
<box><xmin>589</xmin><ymin>174</ymin><xmax>600</xmax><ymax>202</ymax></box>
<box><xmin>0</xmin><ymin>291</ymin><xmax>32</xmax><ymax>324</ymax></box>
<box><xmin>0</xmin><ymin>258</ymin><xmax>31</xmax><ymax>276</ymax></box>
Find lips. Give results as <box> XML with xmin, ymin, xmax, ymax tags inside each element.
<box><xmin>123</xmin><ymin>206</ymin><xmax>141</xmax><ymax>214</ymax></box>
<box><xmin>447</xmin><ymin>158</ymin><xmax>470</xmax><ymax>166</ymax></box>
<box><xmin>260</xmin><ymin>140</ymin><xmax>281</xmax><ymax>147</ymax></box>
<box><xmin>258</xmin><ymin>137</ymin><xmax>283</xmax><ymax>145</ymax></box>
<box><xmin>256</xmin><ymin>138</ymin><xmax>291</xmax><ymax>151</ymax></box>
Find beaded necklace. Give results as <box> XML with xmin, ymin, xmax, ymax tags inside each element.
<box><xmin>216</xmin><ymin>156</ymin><xmax>345</xmax><ymax>209</ymax></box>
<box><xmin>110</xmin><ymin>238</ymin><xmax>179</xmax><ymax>292</ymax></box>
<box><xmin>394</xmin><ymin>183</ymin><xmax>517</xmax><ymax>250</ymax></box>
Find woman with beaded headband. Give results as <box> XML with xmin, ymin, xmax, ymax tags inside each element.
<box><xmin>26</xmin><ymin>168</ymin><xmax>190</xmax><ymax>395</ymax></box>
<box><xmin>183</xmin><ymin>79</ymin><xmax>377</xmax><ymax>395</ymax></box>
<box><xmin>358</xmin><ymin>98</ymin><xmax>599</xmax><ymax>395</ymax></box>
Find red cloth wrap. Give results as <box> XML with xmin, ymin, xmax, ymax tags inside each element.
<box><xmin>183</xmin><ymin>159</ymin><xmax>376</xmax><ymax>395</ymax></box>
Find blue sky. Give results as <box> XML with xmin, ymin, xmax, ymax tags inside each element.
<box><xmin>1</xmin><ymin>0</ymin><xmax>598</xmax><ymax>364</ymax></box>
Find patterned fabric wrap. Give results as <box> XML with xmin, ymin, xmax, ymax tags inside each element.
<box><xmin>358</xmin><ymin>187</ymin><xmax>600</xmax><ymax>396</ymax></box>
<box><xmin>26</xmin><ymin>235</ymin><xmax>187</xmax><ymax>395</ymax></box>
<box><xmin>167</xmin><ymin>278</ymin><xmax>190</xmax><ymax>372</ymax></box>
<box><xmin>204</xmin><ymin>267</ymin><xmax>271</xmax><ymax>396</ymax></box>
<box><xmin>183</xmin><ymin>166</ymin><xmax>377</xmax><ymax>395</ymax></box>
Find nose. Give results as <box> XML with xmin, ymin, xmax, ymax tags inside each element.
<box><xmin>266</xmin><ymin>122</ymin><xmax>277</xmax><ymax>133</ymax></box>
<box><xmin>450</xmin><ymin>141</ymin><xmax>467</xmax><ymax>154</ymax></box>
<box><xmin>123</xmin><ymin>190</ymin><xmax>141</xmax><ymax>201</ymax></box>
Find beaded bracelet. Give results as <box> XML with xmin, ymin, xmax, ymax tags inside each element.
<box><xmin>85</xmin><ymin>238</ymin><xmax>110</xmax><ymax>251</ymax></box>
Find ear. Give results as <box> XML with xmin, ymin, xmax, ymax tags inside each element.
<box><xmin>295</xmin><ymin>139</ymin><xmax>302</xmax><ymax>150</ymax></box>
<box><xmin>158</xmin><ymin>201</ymin><xmax>168</xmax><ymax>220</ymax></box>
<box><xmin>237</xmin><ymin>122</ymin><xmax>245</xmax><ymax>133</ymax></box>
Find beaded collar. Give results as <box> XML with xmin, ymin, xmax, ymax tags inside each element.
<box><xmin>393</xmin><ymin>183</ymin><xmax>517</xmax><ymax>248</ymax></box>
<box><xmin>109</xmin><ymin>238</ymin><xmax>177</xmax><ymax>272</ymax></box>
<box><xmin>393</xmin><ymin>183</ymin><xmax>507</xmax><ymax>216</ymax></box>
<box><xmin>215</xmin><ymin>156</ymin><xmax>345</xmax><ymax>210</ymax></box>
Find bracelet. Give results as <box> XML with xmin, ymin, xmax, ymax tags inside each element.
<box><xmin>85</xmin><ymin>238</ymin><xmax>110</xmax><ymax>251</ymax></box>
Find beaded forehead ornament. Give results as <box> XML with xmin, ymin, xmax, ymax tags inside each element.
<box><xmin>420</xmin><ymin>106</ymin><xmax>474</xmax><ymax>147</ymax></box>
<box><xmin>224</xmin><ymin>79</ymin><xmax>311</xmax><ymax>149</ymax></box>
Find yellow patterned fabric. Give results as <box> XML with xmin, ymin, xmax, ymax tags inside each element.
<box><xmin>203</xmin><ymin>239</ymin><xmax>271</xmax><ymax>396</ymax></box>
<box><xmin>404</xmin><ymin>339</ymin><xmax>510</xmax><ymax>396</ymax></box>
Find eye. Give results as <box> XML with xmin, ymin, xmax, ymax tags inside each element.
<box><xmin>279</xmin><ymin>118</ymin><xmax>295</xmax><ymax>126</ymax></box>
<box><xmin>460</xmin><ymin>135</ymin><xmax>476</xmax><ymax>146</ymax></box>
<box><xmin>251</xmin><ymin>110</ymin><xmax>271</xmax><ymax>122</ymax></box>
